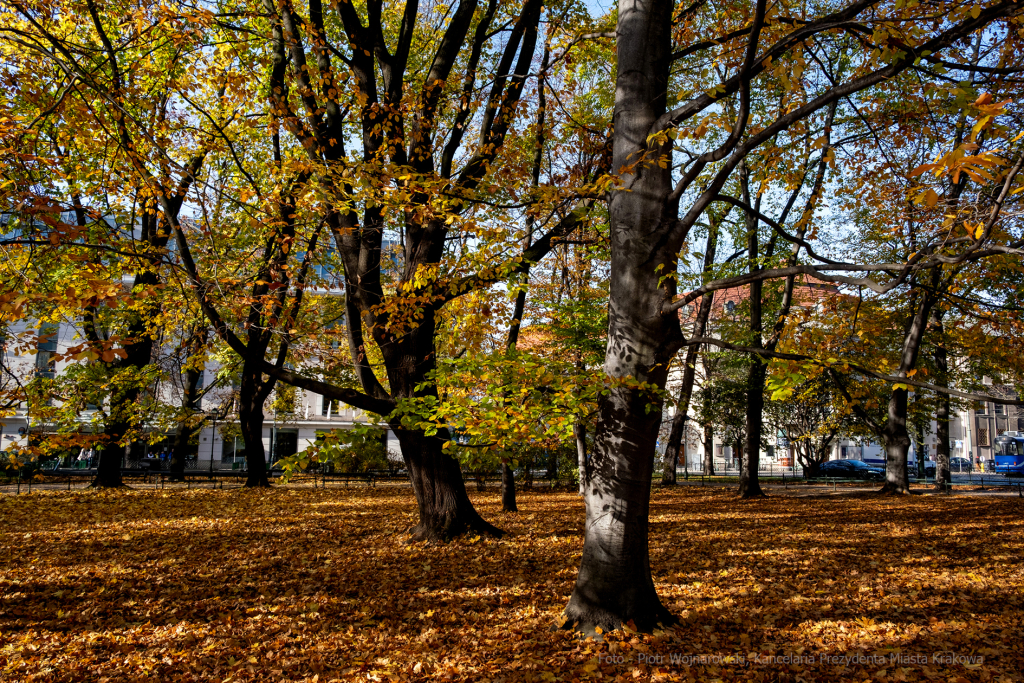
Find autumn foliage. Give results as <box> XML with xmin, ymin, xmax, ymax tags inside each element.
<box><xmin>1</xmin><ymin>487</ymin><xmax>1022</xmax><ymax>682</ymax></box>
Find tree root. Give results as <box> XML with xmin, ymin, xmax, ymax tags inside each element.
<box><xmin>405</xmin><ymin>512</ymin><xmax>503</xmax><ymax>543</ymax></box>
<box><xmin>558</xmin><ymin>601</ymin><xmax>677</xmax><ymax>639</ymax></box>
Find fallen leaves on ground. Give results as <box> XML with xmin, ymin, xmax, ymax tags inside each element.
<box><xmin>0</xmin><ymin>486</ymin><xmax>1022</xmax><ymax>682</ymax></box>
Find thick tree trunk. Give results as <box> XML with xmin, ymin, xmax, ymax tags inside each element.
<box><xmin>92</xmin><ymin>423</ymin><xmax>126</xmax><ymax>488</ymax></box>
<box><xmin>501</xmin><ymin>462</ymin><xmax>518</xmax><ymax>512</ymax></box>
<box><xmin>563</xmin><ymin>383</ymin><xmax>675</xmax><ymax>634</ymax></box>
<box><xmin>380</xmin><ymin>308</ymin><xmax>499</xmax><ymax>540</ymax></box>
<box><xmin>880</xmin><ymin>387</ymin><xmax>913</xmax><ymax>494</ymax></box>
<box><xmin>703</xmin><ymin>422</ymin><xmax>715</xmax><ymax>475</ymax></box>
<box><xmin>239</xmin><ymin>370</ymin><xmax>270</xmax><ymax>488</ymax></box>
<box><xmin>561</xmin><ymin>0</ymin><xmax>678</xmax><ymax>634</ymax></box>
<box><xmin>397</xmin><ymin>429</ymin><xmax>501</xmax><ymax>541</ymax></box>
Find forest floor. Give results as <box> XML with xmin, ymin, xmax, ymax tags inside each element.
<box><xmin>0</xmin><ymin>486</ymin><xmax>1021</xmax><ymax>682</ymax></box>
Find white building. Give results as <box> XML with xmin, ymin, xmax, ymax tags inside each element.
<box><xmin>0</xmin><ymin>318</ymin><xmax>402</xmax><ymax>469</ymax></box>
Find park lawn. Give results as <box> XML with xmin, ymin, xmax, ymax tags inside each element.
<box><xmin>0</xmin><ymin>486</ymin><xmax>1022</xmax><ymax>682</ymax></box>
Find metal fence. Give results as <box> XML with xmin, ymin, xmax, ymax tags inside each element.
<box><xmin>1</xmin><ymin>466</ymin><xmax>1020</xmax><ymax>496</ymax></box>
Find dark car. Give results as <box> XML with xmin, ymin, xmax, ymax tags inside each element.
<box><xmin>808</xmin><ymin>459</ymin><xmax>885</xmax><ymax>481</ymax></box>
<box><xmin>949</xmin><ymin>457</ymin><xmax>973</xmax><ymax>473</ymax></box>
<box><xmin>910</xmin><ymin>462</ymin><xmax>936</xmax><ymax>479</ymax></box>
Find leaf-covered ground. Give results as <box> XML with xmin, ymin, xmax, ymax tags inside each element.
<box><xmin>1</xmin><ymin>486</ymin><xmax>1022</xmax><ymax>682</ymax></box>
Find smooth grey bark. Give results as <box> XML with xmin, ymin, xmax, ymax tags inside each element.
<box><xmin>563</xmin><ymin>0</ymin><xmax>677</xmax><ymax>635</ymax></box>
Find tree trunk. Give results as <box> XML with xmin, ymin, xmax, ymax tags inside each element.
<box><xmin>662</xmin><ymin>214</ymin><xmax>720</xmax><ymax>486</ymax></box>
<box><xmin>563</xmin><ymin>382</ymin><xmax>675</xmax><ymax>635</ymax></box>
<box><xmin>933</xmin><ymin>310</ymin><xmax>951</xmax><ymax>491</ymax></box>
<box><xmin>239</xmin><ymin>370</ymin><xmax>270</xmax><ymax>488</ymax></box>
<box><xmin>575</xmin><ymin>422</ymin><xmax>588</xmax><ymax>495</ymax></box>
<box><xmin>92</xmin><ymin>422</ymin><xmax>126</xmax><ymax>488</ymax></box>
<box><xmin>561</xmin><ymin>0</ymin><xmax>678</xmax><ymax>634</ymax></box>
<box><xmin>913</xmin><ymin>423</ymin><xmax>926</xmax><ymax>480</ymax></box>
<box><xmin>397</xmin><ymin>429</ymin><xmax>501</xmax><ymax>541</ymax></box>
<box><xmin>501</xmin><ymin>462</ymin><xmax>518</xmax><ymax>512</ymax></box>
<box><xmin>661</xmin><ymin>407</ymin><xmax>684</xmax><ymax>485</ymax></box>
<box><xmin>703</xmin><ymin>422</ymin><xmax>715</xmax><ymax>475</ymax></box>
<box><xmin>880</xmin><ymin>387</ymin><xmax>913</xmax><ymax>494</ymax></box>
<box><xmin>738</xmin><ymin>185</ymin><xmax>766</xmax><ymax>499</ymax></box>
<box><xmin>169</xmin><ymin>344</ymin><xmax>205</xmax><ymax>482</ymax></box>
<box><xmin>739</xmin><ymin>359</ymin><xmax>767</xmax><ymax>497</ymax></box>
<box><xmin>878</xmin><ymin>290</ymin><xmax>935</xmax><ymax>494</ymax></box>
<box><xmin>168</xmin><ymin>423</ymin><xmax>191</xmax><ymax>482</ymax></box>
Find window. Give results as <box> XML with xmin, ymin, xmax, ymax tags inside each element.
<box><xmin>314</xmin><ymin>246</ymin><xmax>338</xmax><ymax>284</ymax></box>
<box><xmin>35</xmin><ymin>322</ymin><xmax>58</xmax><ymax>380</ymax></box>
<box><xmin>994</xmin><ymin>403</ymin><xmax>1006</xmax><ymax>416</ymax></box>
<box><xmin>322</xmin><ymin>397</ymin><xmax>342</xmax><ymax>417</ymax></box>
<box><xmin>975</xmin><ymin>401</ymin><xmax>989</xmax><ymax>415</ymax></box>
<box><xmin>978</xmin><ymin>428</ymin><xmax>990</xmax><ymax>447</ymax></box>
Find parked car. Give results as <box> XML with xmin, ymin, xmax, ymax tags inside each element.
<box><xmin>949</xmin><ymin>457</ymin><xmax>973</xmax><ymax>473</ymax></box>
<box><xmin>910</xmin><ymin>461</ymin><xmax>936</xmax><ymax>479</ymax></box>
<box><xmin>807</xmin><ymin>459</ymin><xmax>885</xmax><ymax>481</ymax></box>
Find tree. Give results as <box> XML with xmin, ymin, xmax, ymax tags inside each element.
<box><xmin>206</xmin><ymin>0</ymin><xmax>605</xmax><ymax>535</ymax></box>
<box><xmin>766</xmin><ymin>371</ymin><xmax>850</xmax><ymax>470</ymax></box>
<box><xmin>562</xmin><ymin>0</ymin><xmax>1024</xmax><ymax>634</ymax></box>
